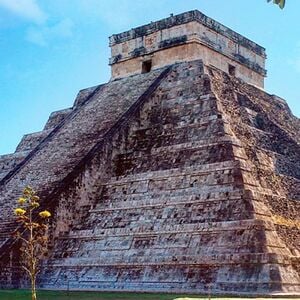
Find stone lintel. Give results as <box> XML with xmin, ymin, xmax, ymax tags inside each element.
<box><xmin>109</xmin><ymin>10</ymin><xmax>265</xmax><ymax>56</ymax></box>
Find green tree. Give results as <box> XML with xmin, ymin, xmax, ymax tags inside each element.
<box><xmin>268</xmin><ymin>0</ymin><xmax>286</xmax><ymax>9</ymax></box>
<box><xmin>13</xmin><ymin>186</ymin><xmax>51</xmax><ymax>300</ymax></box>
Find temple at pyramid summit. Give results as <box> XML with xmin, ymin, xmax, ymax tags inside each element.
<box><xmin>0</xmin><ymin>10</ymin><xmax>299</xmax><ymax>295</ymax></box>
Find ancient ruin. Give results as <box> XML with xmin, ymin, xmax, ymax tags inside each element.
<box><xmin>0</xmin><ymin>10</ymin><xmax>299</xmax><ymax>295</ymax></box>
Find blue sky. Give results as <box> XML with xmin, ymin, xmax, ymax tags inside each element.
<box><xmin>0</xmin><ymin>0</ymin><xmax>299</xmax><ymax>155</ymax></box>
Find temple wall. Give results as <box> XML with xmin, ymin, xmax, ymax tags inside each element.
<box><xmin>110</xmin><ymin>11</ymin><xmax>266</xmax><ymax>87</ymax></box>
<box><xmin>111</xmin><ymin>43</ymin><xmax>264</xmax><ymax>87</ymax></box>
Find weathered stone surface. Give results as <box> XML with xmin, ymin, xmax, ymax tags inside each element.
<box><xmin>109</xmin><ymin>10</ymin><xmax>266</xmax><ymax>87</ymax></box>
<box><xmin>0</xmin><ymin>10</ymin><xmax>299</xmax><ymax>296</ymax></box>
<box><xmin>0</xmin><ymin>151</ymin><xmax>30</xmax><ymax>181</ymax></box>
<box><xmin>15</xmin><ymin>130</ymin><xmax>52</xmax><ymax>152</ymax></box>
<box><xmin>43</xmin><ymin>108</ymin><xmax>72</xmax><ymax>130</ymax></box>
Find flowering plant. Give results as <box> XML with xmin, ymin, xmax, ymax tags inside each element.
<box><xmin>13</xmin><ymin>186</ymin><xmax>51</xmax><ymax>300</ymax></box>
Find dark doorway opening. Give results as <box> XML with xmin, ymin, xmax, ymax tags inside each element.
<box><xmin>228</xmin><ymin>64</ymin><xmax>236</xmax><ymax>76</ymax></box>
<box><xmin>142</xmin><ymin>60</ymin><xmax>152</xmax><ymax>73</ymax></box>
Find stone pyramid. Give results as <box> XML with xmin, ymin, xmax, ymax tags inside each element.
<box><xmin>0</xmin><ymin>10</ymin><xmax>299</xmax><ymax>295</ymax></box>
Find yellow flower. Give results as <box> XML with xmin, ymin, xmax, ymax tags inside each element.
<box><xmin>14</xmin><ymin>208</ymin><xmax>26</xmax><ymax>216</ymax></box>
<box><xmin>39</xmin><ymin>210</ymin><xmax>51</xmax><ymax>218</ymax></box>
<box><xmin>23</xmin><ymin>186</ymin><xmax>33</xmax><ymax>196</ymax></box>
<box><xmin>31</xmin><ymin>195</ymin><xmax>40</xmax><ymax>202</ymax></box>
<box><xmin>31</xmin><ymin>202</ymin><xmax>40</xmax><ymax>208</ymax></box>
<box><xmin>17</xmin><ymin>197</ymin><xmax>26</xmax><ymax>205</ymax></box>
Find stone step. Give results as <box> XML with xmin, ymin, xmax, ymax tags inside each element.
<box><xmin>244</xmin><ymin>123</ymin><xmax>274</xmax><ymax>136</ymax></box>
<box><xmin>95</xmin><ymin>183</ymin><xmax>243</xmax><ymax>202</ymax></box>
<box><xmin>101</xmin><ymin>176</ymin><xmax>241</xmax><ymax>203</ymax></box>
<box><xmin>161</xmin><ymin>94</ymin><xmax>215</xmax><ymax>110</ymax></box>
<box><xmin>112</xmin><ymin>137</ymin><xmax>247</xmax><ymax>174</ymax></box>
<box><xmin>48</xmin><ymin>252</ymin><xmax>291</xmax><ymax>268</ymax></box>
<box><xmin>126</xmin><ymin>121</ymin><xmax>226</xmax><ymax>151</ymax></box>
<box><xmin>114</xmin><ymin>135</ymin><xmax>243</xmax><ymax>159</ymax></box>
<box><xmin>97</xmin><ymin>188</ymin><xmax>278</xmax><ymax>212</ymax></box>
<box><xmin>86</xmin><ymin>199</ymin><xmax>251</xmax><ymax>230</ymax></box>
<box><xmin>149</xmin><ymin>136</ymin><xmax>243</xmax><ymax>154</ymax></box>
<box><xmin>64</xmin><ymin>218</ymin><xmax>274</xmax><ymax>240</ymax></box>
<box><xmin>96</xmin><ymin>186</ymin><xmax>243</xmax><ymax>214</ymax></box>
<box><xmin>52</xmin><ymin>229</ymin><xmax>290</xmax><ymax>260</ymax></box>
<box><xmin>132</xmin><ymin>111</ymin><xmax>221</xmax><ymax>134</ymax></box>
<box><xmin>0</xmin><ymin>221</ymin><xmax>17</xmax><ymax>236</ymax></box>
<box><xmin>37</xmin><ymin>280</ymin><xmax>300</xmax><ymax>295</ymax></box>
<box><xmin>108</xmin><ymin>160</ymin><xmax>247</xmax><ymax>184</ymax></box>
<box><xmin>91</xmin><ymin>190</ymin><xmax>246</xmax><ymax>212</ymax></box>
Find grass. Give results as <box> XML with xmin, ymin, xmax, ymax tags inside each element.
<box><xmin>0</xmin><ymin>290</ymin><xmax>200</xmax><ymax>300</ymax></box>
<box><xmin>0</xmin><ymin>290</ymin><xmax>297</xmax><ymax>300</ymax></box>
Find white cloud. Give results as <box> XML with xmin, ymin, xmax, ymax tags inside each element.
<box><xmin>25</xmin><ymin>18</ymin><xmax>74</xmax><ymax>46</ymax></box>
<box><xmin>0</xmin><ymin>0</ymin><xmax>47</xmax><ymax>24</ymax></box>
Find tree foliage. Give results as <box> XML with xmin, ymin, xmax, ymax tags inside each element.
<box><xmin>13</xmin><ymin>186</ymin><xmax>51</xmax><ymax>300</ymax></box>
<box><xmin>267</xmin><ymin>0</ymin><xmax>286</xmax><ymax>9</ymax></box>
